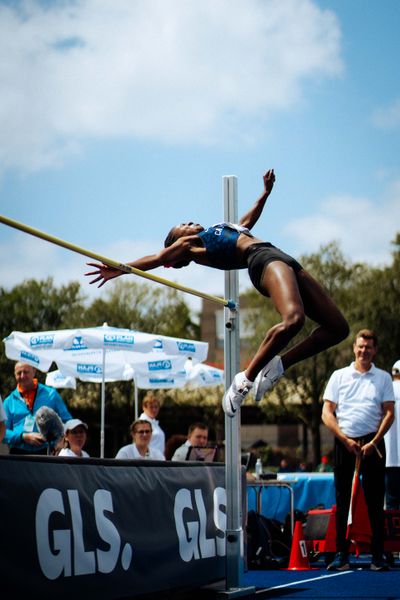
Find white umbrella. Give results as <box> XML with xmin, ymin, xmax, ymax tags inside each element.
<box><xmin>45</xmin><ymin>370</ymin><xmax>76</xmax><ymax>390</ymax></box>
<box><xmin>46</xmin><ymin>362</ymin><xmax>224</xmax><ymax>391</ymax></box>
<box><xmin>185</xmin><ymin>362</ymin><xmax>224</xmax><ymax>388</ymax></box>
<box><xmin>134</xmin><ymin>359</ymin><xmax>224</xmax><ymax>390</ymax></box>
<box><xmin>4</xmin><ymin>323</ymin><xmax>208</xmax><ymax>457</ymax></box>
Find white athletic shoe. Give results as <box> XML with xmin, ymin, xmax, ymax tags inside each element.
<box><xmin>222</xmin><ymin>372</ymin><xmax>253</xmax><ymax>417</ymax></box>
<box><xmin>253</xmin><ymin>356</ymin><xmax>284</xmax><ymax>402</ymax></box>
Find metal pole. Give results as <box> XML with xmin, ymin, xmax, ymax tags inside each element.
<box><xmin>100</xmin><ymin>348</ymin><xmax>106</xmax><ymax>458</ymax></box>
<box><xmin>221</xmin><ymin>176</ymin><xmax>254</xmax><ymax>598</ymax></box>
<box><xmin>134</xmin><ymin>377</ymin><xmax>139</xmax><ymax>420</ymax></box>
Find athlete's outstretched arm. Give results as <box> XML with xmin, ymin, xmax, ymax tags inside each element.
<box><xmin>239</xmin><ymin>169</ymin><xmax>275</xmax><ymax>230</ymax></box>
<box><xmin>85</xmin><ymin>236</ymin><xmax>202</xmax><ymax>287</ymax></box>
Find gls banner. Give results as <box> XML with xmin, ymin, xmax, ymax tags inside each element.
<box><xmin>0</xmin><ymin>457</ymin><xmax>226</xmax><ymax>598</ymax></box>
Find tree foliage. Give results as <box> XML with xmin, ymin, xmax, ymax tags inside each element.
<box><xmin>343</xmin><ymin>234</ymin><xmax>400</xmax><ymax>367</ymax></box>
<box><xmin>0</xmin><ymin>278</ymin><xmax>85</xmax><ymax>394</ymax></box>
<box><xmin>83</xmin><ymin>279</ymin><xmax>199</xmax><ymax>338</ymax></box>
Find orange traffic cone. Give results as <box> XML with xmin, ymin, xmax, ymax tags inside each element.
<box><xmin>284</xmin><ymin>521</ymin><xmax>318</xmax><ymax>570</ymax></box>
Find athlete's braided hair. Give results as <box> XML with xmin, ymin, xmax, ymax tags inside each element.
<box><xmin>164</xmin><ymin>228</ymin><xmax>177</xmax><ymax>248</ymax></box>
<box><xmin>164</xmin><ymin>227</ymin><xmax>190</xmax><ymax>269</ymax></box>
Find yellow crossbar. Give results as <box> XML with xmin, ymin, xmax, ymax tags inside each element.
<box><xmin>0</xmin><ymin>214</ymin><xmax>235</xmax><ymax>309</ymax></box>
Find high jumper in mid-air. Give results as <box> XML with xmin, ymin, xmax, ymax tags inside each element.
<box><xmin>86</xmin><ymin>169</ymin><xmax>349</xmax><ymax>417</ymax></box>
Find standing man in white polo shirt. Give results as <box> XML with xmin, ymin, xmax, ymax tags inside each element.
<box><xmin>322</xmin><ymin>329</ymin><xmax>395</xmax><ymax>572</ymax></box>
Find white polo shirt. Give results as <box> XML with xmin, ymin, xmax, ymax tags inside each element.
<box><xmin>115</xmin><ymin>443</ymin><xmax>165</xmax><ymax>461</ymax></box>
<box><xmin>323</xmin><ymin>362</ymin><xmax>394</xmax><ymax>438</ymax></box>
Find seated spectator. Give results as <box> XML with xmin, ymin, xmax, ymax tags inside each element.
<box><xmin>2</xmin><ymin>362</ymin><xmax>72</xmax><ymax>455</ymax></box>
<box><xmin>58</xmin><ymin>419</ymin><xmax>90</xmax><ymax>458</ymax></box>
<box><xmin>139</xmin><ymin>394</ymin><xmax>165</xmax><ymax>456</ymax></box>
<box><xmin>115</xmin><ymin>419</ymin><xmax>165</xmax><ymax>460</ymax></box>
<box><xmin>171</xmin><ymin>422</ymin><xmax>209</xmax><ymax>461</ymax></box>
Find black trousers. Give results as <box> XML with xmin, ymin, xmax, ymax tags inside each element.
<box><xmin>334</xmin><ymin>432</ymin><xmax>386</xmax><ymax>557</ymax></box>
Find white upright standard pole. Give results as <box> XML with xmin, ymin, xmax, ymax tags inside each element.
<box><xmin>134</xmin><ymin>378</ymin><xmax>139</xmax><ymax>420</ymax></box>
<box><xmin>100</xmin><ymin>348</ymin><xmax>106</xmax><ymax>458</ymax></box>
<box><xmin>221</xmin><ymin>176</ymin><xmax>255</xmax><ymax>598</ymax></box>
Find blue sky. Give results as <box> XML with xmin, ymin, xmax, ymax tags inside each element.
<box><xmin>0</xmin><ymin>0</ymin><xmax>399</xmax><ymax>314</ymax></box>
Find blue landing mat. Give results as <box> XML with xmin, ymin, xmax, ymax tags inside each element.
<box><xmin>243</xmin><ymin>565</ymin><xmax>400</xmax><ymax>599</ymax></box>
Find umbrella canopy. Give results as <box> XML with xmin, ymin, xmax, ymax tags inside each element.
<box><xmin>46</xmin><ymin>362</ymin><xmax>224</xmax><ymax>390</ymax></box>
<box><xmin>133</xmin><ymin>360</ymin><xmax>224</xmax><ymax>390</ymax></box>
<box><xmin>4</xmin><ymin>324</ymin><xmax>207</xmax><ymax>372</ymax></box>
<box><xmin>4</xmin><ymin>323</ymin><xmax>208</xmax><ymax>457</ymax></box>
<box><xmin>186</xmin><ymin>362</ymin><xmax>224</xmax><ymax>388</ymax></box>
<box><xmin>45</xmin><ymin>370</ymin><xmax>76</xmax><ymax>390</ymax></box>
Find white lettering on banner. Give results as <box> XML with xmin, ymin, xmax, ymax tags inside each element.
<box><xmin>174</xmin><ymin>487</ymin><xmax>226</xmax><ymax>562</ymax></box>
<box><xmin>68</xmin><ymin>489</ymin><xmax>96</xmax><ymax>575</ymax></box>
<box><xmin>35</xmin><ymin>488</ymin><xmax>132</xmax><ymax>580</ymax></box>
<box><xmin>36</xmin><ymin>489</ymin><xmax>72</xmax><ymax>579</ymax></box>
<box><xmin>94</xmin><ymin>489</ymin><xmax>123</xmax><ymax>573</ymax></box>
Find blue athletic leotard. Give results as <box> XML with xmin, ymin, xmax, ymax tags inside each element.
<box><xmin>198</xmin><ymin>222</ymin><xmax>253</xmax><ymax>270</ymax></box>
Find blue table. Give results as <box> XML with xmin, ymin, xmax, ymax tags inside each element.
<box><xmin>247</xmin><ymin>472</ymin><xmax>335</xmax><ymax>524</ymax></box>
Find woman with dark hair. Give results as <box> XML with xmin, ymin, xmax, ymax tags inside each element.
<box><xmin>87</xmin><ymin>169</ymin><xmax>349</xmax><ymax>417</ymax></box>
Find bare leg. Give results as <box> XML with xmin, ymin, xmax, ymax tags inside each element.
<box><xmin>244</xmin><ymin>262</ymin><xmax>305</xmax><ymax>381</ymax></box>
<box><xmin>280</xmin><ymin>269</ymin><xmax>349</xmax><ymax>369</ymax></box>
<box><xmin>222</xmin><ymin>262</ymin><xmax>348</xmax><ymax>417</ymax></box>
<box><xmin>244</xmin><ymin>263</ymin><xmax>349</xmax><ymax>381</ymax></box>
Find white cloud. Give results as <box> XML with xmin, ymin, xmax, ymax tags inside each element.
<box><xmin>0</xmin><ymin>0</ymin><xmax>342</xmax><ymax>172</ymax></box>
<box><xmin>372</xmin><ymin>98</ymin><xmax>400</xmax><ymax>129</ymax></box>
<box><xmin>284</xmin><ymin>181</ymin><xmax>400</xmax><ymax>266</ymax></box>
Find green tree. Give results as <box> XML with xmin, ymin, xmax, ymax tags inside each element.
<box><xmin>344</xmin><ymin>234</ymin><xmax>400</xmax><ymax>367</ymax></box>
<box><xmin>82</xmin><ymin>279</ymin><xmax>199</xmax><ymax>338</ymax></box>
<box><xmin>0</xmin><ymin>278</ymin><xmax>85</xmax><ymax>395</ymax></box>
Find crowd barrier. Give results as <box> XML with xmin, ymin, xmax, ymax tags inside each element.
<box><xmin>0</xmin><ymin>455</ymin><xmax>227</xmax><ymax>598</ymax></box>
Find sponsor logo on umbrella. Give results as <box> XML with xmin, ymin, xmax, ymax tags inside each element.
<box><xmin>77</xmin><ymin>364</ymin><xmax>103</xmax><ymax>375</ymax></box>
<box><xmin>148</xmin><ymin>360</ymin><xmax>172</xmax><ymax>371</ymax></box>
<box><xmin>149</xmin><ymin>377</ymin><xmax>176</xmax><ymax>384</ymax></box>
<box><xmin>104</xmin><ymin>334</ymin><xmax>135</xmax><ymax>347</ymax></box>
<box><xmin>21</xmin><ymin>350</ymin><xmax>40</xmax><ymax>364</ymax></box>
<box><xmin>30</xmin><ymin>334</ymin><xmax>55</xmax><ymax>348</ymax></box>
<box><xmin>177</xmin><ymin>342</ymin><xmax>196</xmax><ymax>353</ymax></box>
<box><xmin>65</xmin><ymin>336</ymin><xmax>88</xmax><ymax>351</ymax></box>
